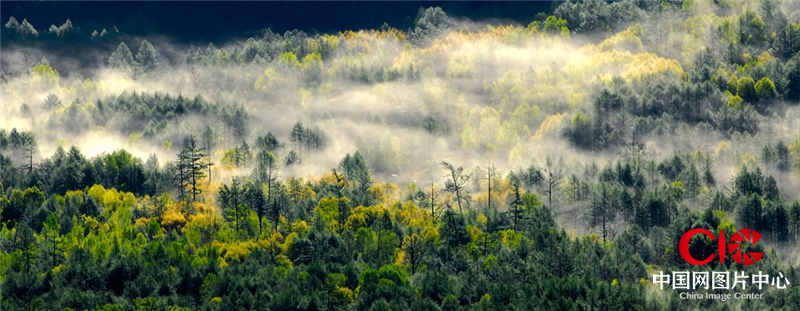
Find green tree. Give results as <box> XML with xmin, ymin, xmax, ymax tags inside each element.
<box><xmin>775</xmin><ymin>23</ymin><xmax>800</xmax><ymax>59</ymax></box>
<box><xmin>789</xmin><ymin>201</ymin><xmax>800</xmax><ymax>240</ymax></box>
<box><xmin>357</xmin><ymin>265</ymin><xmax>413</xmax><ymax>309</ymax></box>
<box><xmin>290</xmin><ymin>122</ymin><xmax>305</xmax><ymax>149</ymax></box>
<box><xmin>47</xmin><ymin>18</ymin><xmax>73</xmax><ymax>37</ymax></box>
<box><xmin>766</xmin><ymin>202</ymin><xmax>789</xmax><ymax>241</ymax></box>
<box><xmin>43</xmin><ymin>94</ymin><xmax>61</xmax><ymax>110</ymax></box>
<box><xmin>135</xmin><ymin>39</ymin><xmax>161</xmax><ymax>71</ymax></box>
<box><xmin>19</xmin><ymin>132</ymin><xmax>36</xmax><ymax>175</ymax></box>
<box><xmin>340</xmin><ymin>152</ymin><xmax>373</xmax><ymax>206</ymax></box>
<box><xmin>507</xmin><ymin>174</ymin><xmax>524</xmax><ymax>231</ymax></box>
<box><xmin>219</xmin><ymin>178</ymin><xmax>247</xmax><ymax>235</ymax></box>
<box><xmin>776</xmin><ymin>141</ymin><xmax>791</xmax><ymax>171</ymax></box>
<box><xmin>108</xmin><ymin>42</ymin><xmax>137</xmax><ymax>70</ymax></box>
<box><xmin>564</xmin><ymin>112</ymin><xmax>594</xmax><ymax>149</ymax></box>
<box><xmin>244</xmin><ymin>181</ymin><xmax>267</xmax><ymax>236</ymax></box>
<box><xmin>786</xmin><ymin>55</ymin><xmax>800</xmax><ymax>101</ymax></box>
<box><xmin>94</xmin><ymin>149</ymin><xmax>146</xmax><ymax>195</ymax></box>
<box><xmin>739</xmin><ymin>11</ymin><xmax>767</xmax><ymax>45</ymax></box>
<box><xmin>254</xmin><ymin>150</ymin><xmax>277</xmax><ymax>187</ymax></box>
<box><xmin>4</xmin><ymin>16</ymin><xmax>20</xmax><ymax>31</ymax></box>
<box><xmin>15</xmin><ymin>18</ymin><xmax>39</xmax><ymax>37</ymax></box>
<box><xmin>543</xmin><ymin>15</ymin><xmax>570</xmax><ymax>36</ymax></box>
<box><xmin>589</xmin><ymin>183</ymin><xmax>618</xmax><ymax>242</ymax></box>
<box><xmin>440</xmin><ymin>211</ymin><xmax>469</xmax><ymax>248</ymax></box>
<box><xmin>255</xmin><ymin>132</ymin><xmax>281</xmax><ymax>153</ymax></box>
<box><xmin>402</xmin><ymin>231</ymin><xmax>426</xmax><ymax>274</ymax></box>
<box><xmin>41</xmin><ymin>213</ymin><xmax>63</xmax><ymax>268</ymax></box>
<box><xmin>2</xmin><ymin>187</ymin><xmax>45</xmax><ymax>227</ymax></box>
<box><xmin>285</xmin><ymin>150</ymin><xmax>300</xmax><ymax>166</ymax></box>
<box><xmin>254</xmin><ymin>150</ymin><xmax>282</xmax><ymax>232</ymax></box>
<box><xmin>737</xmin><ymin>193</ymin><xmax>763</xmax><ymax>230</ymax></box>
<box><xmin>754</xmin><ymin>77</ymin><xmax>777</xmax><ymax>100</ymax></box>
<box><xmin>737</xmin><ymin>76</ymin><xmax>757</xmax><ymax>102</ymax></box>
<box><xmin>50</xmin><ymin>147</ymin><xmax>88</xmax><ymax>194</ymax></box>
<box><xmin>683</xmin><ymin>163</ymin><xmax>701</xmax><ymax>199</ymax></box>
<box><xmin>176</xmin><ymin>136</ymin><xmax>211</xmax><ymax>202</ymax></box>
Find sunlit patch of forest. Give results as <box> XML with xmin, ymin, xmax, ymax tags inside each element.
<box><xmin>2</xmin><ymin>0</ymin><xmax>800</xmax><ymax>309</ymax></box>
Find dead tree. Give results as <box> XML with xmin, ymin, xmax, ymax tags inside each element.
<box><xmin>442</xmin><ymin>161</ymin><xmax>470</xmax><ymax>213</ymax></box>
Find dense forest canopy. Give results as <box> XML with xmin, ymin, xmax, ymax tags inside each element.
<box><xmin>2</xmin><ymin>0</ymin><xmax>800</xmax><ymax>310</ymax></box>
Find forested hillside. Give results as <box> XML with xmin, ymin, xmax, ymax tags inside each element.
<box><xmin>2</xmin><ymin>0</ymin><xmax>800</xmax><ymax>310</ymax></box>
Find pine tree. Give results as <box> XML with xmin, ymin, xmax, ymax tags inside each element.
<box><xmin>256</xmin><ymin>132</ymin><xmax>281</xmax><ymax>153</ymax></box>
<box><xmin>108</xmin><ymin>42</ymin><xmax>136</xmax><ymax>70</ymax></box>
<box><xmin>135</xmin><ymin>39</ymin><xmax>161</xmax><ymax>71</ymax></box>
<box><xmin>18</xmin><ymin>18</ymin><xmax>39</xmax><ymax>37</ymax></box>
<box><xmin>684</xmin><ymin>163</ymin><xmax>701</xmax><ymax>199</ymax></box>
<box><xmin>19</xmin><ymin>133</ymin><xmax>36</xmax><ymax>175</ymax></box>
<box><xmin>508</xmin><ymin>175</ymin><xmax>524</xmax><ymax>231</ymax></box>
<box><xmin>703</xmin><ymin>157</ymin><xmax>715</xmax><ymax>186</ymax></box>
<box><xmin>789</xmin><ymin>201</ymin><xmax>800</xmax><ymax>241</ymax></box>
<box><xmin>776</xmin><ymin>141</ymin><xmax>791</xmax><ymax>171</ymax></box>
<box><xmin>202</xmin><ymin>126</ymin><xmax>215</xmax><ymax>182</ymax></box>
<box><xmin>590</xmin><ymin>183</ymin><xmax>617</xmax><ymax>242</ymax></box>
<box><xmin>544</xmin><ymin>160</ymin><xmax>563</xmax><ymax>211</ymax></box>
<box><xmin>219</xmin><ymin>178</ymin><xmax>245</xmax><ymax>235</ymax></box>
<box><xmin>284</xmin><ymin>150</ymin><xmax>300</xmax><ymax>166</ymax></box>
<box><xmin>48</xmin><ymin>19</ymin><xmax>73</xmax><ymax>37</ymax></box>
<box><xmin>41</xmin><ymin>214</ymin><xmax>62</xmax><ymax>268</ymax></box>
<box><xmin>176</xmin><ymin>136</ymin><xmax>210</xmax><ymax>203</ymax></box>
<box><xmin>290</xmin><ymin>122</ymin><xmax>305</xmax><ymax>150</ymax></box>
<box><xmin>254</xmin><ymin>150</ymin><xmax>279</xmax><ymax>231</ymax></box>
<box><xmin>245</xmin><ymin>181</ymin><xmax>267</xmax><ymax>237</ymax></box>
<box><xmin>402</xmin><ymin>231</ymin><xmax>425</xmax><ymax>274</ymax></box>
<box><xmin>339</xmin><ymin>152</ymin><xmax>372</xmax><ymax>206</ymax></box>
<box><xmin>5</xmin><ymin>16</ymin><xmax>20</xmax><ymax>31</ymax></box>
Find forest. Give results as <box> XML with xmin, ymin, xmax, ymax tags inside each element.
<box><xmin>2</xmin><ymin>0</ymin><xmax>800</xmax><ymax>310</ymax></box>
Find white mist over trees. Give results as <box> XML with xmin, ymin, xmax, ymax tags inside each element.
<box><xmin>2</xmin><ymin>1</ymin><xmax>800</xmax><ymax>309</ymax></box>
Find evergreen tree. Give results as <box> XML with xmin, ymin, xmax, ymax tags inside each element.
<box><xmin>590</xmin><ymin>183</ymin><xmax>617</xmax><ymax>241</ymax></box>
<box><xmin>219</xmin><ymin>178</ymin><xmax>246</xmax><ymax>234</ymax></box>
<box><xmin>790</xmin><ymin>201</ymin><xmax>800</xmax><ymax>240</ymax></box>
<box><xmin>255</xmin><ymin>132</ymin><xmax>281</xmax><ymax>153</ymax></box>
<box><xmin>245</xmin><ymin>181</ymin><xmax>267</xmax><ymax>236</ymax></box>
<box><xmin>508</xmin><ymin>174</ymin><xmax>524</xmax><ymax>231</ymax></box>
<box><xmin>108</xmin><ymin>42</ymin><xmax>136</xmax><ymax>70</ymax></box>
<box><xmin>18</xmin><ymin>18</ymin><xmax>39</xmax><ymax>37</ymax></box>
<box><xmin>135</xmin><ymin>39</ymin><xmax>161</xmax><ymax>71</ymax></box>
<box><xmin>683</xmin><ymin>163</ymin><xmax>701</xmax><ymax>199</ymax></box>
<box><xmin>176</xmin><ymin>136</ymin><xmax>210</xmax><ymax>202</ymax></box>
